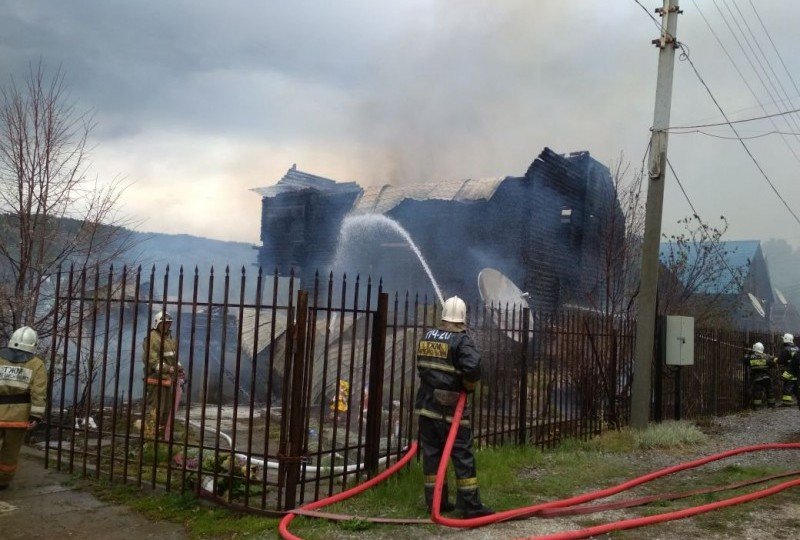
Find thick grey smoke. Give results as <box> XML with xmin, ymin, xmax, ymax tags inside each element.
<box><xmin>2</xmin><ymin>1</ymin><xmax>800</xmax><ymax>243</ymax></box>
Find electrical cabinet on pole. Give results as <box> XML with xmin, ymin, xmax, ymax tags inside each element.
<box><xmin>631</xmin><ymin>0</ymin><xmax>682</xmax><ymax>429</ymax></box>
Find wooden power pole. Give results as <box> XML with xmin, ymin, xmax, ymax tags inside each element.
<box><xmin>631</xmin><ymin>0</ymin><xmax>682</xmax><ymax>429</ymax></box>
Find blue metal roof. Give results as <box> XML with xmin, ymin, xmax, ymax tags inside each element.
<box><xmin>659</xmin><ymin>240</ymin><xmax>760</xmax><ymax>294</ymax></box>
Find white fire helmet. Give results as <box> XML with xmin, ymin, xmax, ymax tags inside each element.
<box><xmin>152</xmin><ymin>310</ymin><xmax>173</xmax><ymax>330</ymax></box>
<box><xmin>753</xmin><ymin>342</ymin><xmax>764</xmax><ymax>354</ymax></box>
<box><xmin>783</xmin><ymin>333</ymin><xmax>795</xmax><ymax>344</ymax></box>
<box><xmin>441</xmin><ymin>296</ymin><xmax>467</xmax><ymax>324</ymax></box>
<box><xmin>9</xmin><ymin>326</ymin><xmax>38</xmax><ymax>354</ymax></box>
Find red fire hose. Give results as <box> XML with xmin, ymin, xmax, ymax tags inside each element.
<box><xmin>280</xmin><ymin>392</ymin><xmax>800</xmax><ymax>540</ymax></box>
<box><xmin>432</xmin><ymin>393</ymin><xmax>800</xmax><ymax>539</ymax></box>
<box><xmin>278</xmin><ymin>441</ymin><xmax>419</xmax><ymax>540</ymax></box>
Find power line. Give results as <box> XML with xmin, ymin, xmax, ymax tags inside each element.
<box><xmin>712</xmin><ymin>0</ymin><xmax>800</xmax><ymax>149</ymax></box>
<box><xmin>670</xmin><ymin>129</ymin><xmax>800</xmax><ymax>141</ymax></box>
<box><xmin>666</xmin><ymin>157</ymin><xmax>744</xmax><ymax>288</ymax></box>
<box><xmin>666</xmin><ymin>106</ymin><xmax>800</xmax><ymax>130</ymax></box>
<box><xmin>675</xmin><ymin>94</ymin><xmax>800</xmax><ymax>127</ymax></box>
<box><xmin>677</xmin><ymin>44</ymin><xmax>800</xmax><ymax>229</ymax></box>
<box><xmin>631</xmin><ymin>0</ymin><xmax>663</xmax><ymax>31</ymax></box>
<box><xmin>728</xmin><ymin>0</ymin><xmax>800</xmax><ymax>137</ymax></box>
<box><xmin>748</xmin><ymin>0</ymin><xmax>800</xmax><ymax>108</ymax></box>
<box><xmin>691</xmin><ymin>0</ymin><xmax>800</xmax><ymax>164</ymax></box>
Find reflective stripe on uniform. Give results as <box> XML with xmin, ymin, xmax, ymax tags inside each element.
<box><xmin>456</xmin><ymin>477</ymin><xmax>479</xmax><ymax>491</ymax></box>
<box><xmin>781</xmin><ymin>371</ymin><xmax>797</xmax><ymax>381</ymax></box>
<box><xmin>163</xmin><ymin>351</ymin><xmax>175</xmax><ymax>357</ymax></box>
<box><xmin>418</xmin><ymin>340</ymin><xmax>449</xmax><ymax>359</ymax></box>
<box><xmin>0</xmin><ymin>365</ymin><xmax>33</xmax><ymax>388</ymax></box>
<box><xmin>782</xmin><ymin>395</ymin><xmax>795</xmax><ymax>402</ymax></box>
<box><xmin>417</xmin><ymin>360</ymin><xmax>462</xmax><ymax>375</ymax></box>
<box><xmin>416</xmin><ymin>408</ymin><xmax>470</xmax><ymax>427</ymax></box>
<box><xmin>424</xmin><ymin>474</ymin><xmax>437</xmax><ymax>487</ymax></box>
<box><xmin>0</xmin><ymin>462</ymin><xmax>18</xmax><ymax>473</ymax></box>
<box><xmin>29</xmin><ymin>404</ymin><xmax>45</xmax><ymax>416</ymax></box>
<box><xmin>146</xmin><ymin>377</ymin><xmax>172</xmax><ymax>386</ymax></box>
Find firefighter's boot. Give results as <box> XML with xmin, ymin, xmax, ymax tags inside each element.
<box><xmin>424</xmin><ymin>479</ymin><xmax>455</xmax><ymax>513</ymax></box>
<box><xmin>456</xmin><ymin>479</ymin><xmax>495</xmax><ymax>518</ymax></box>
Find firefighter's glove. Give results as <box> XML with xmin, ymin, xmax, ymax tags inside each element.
<box><xmin>463</xmin><ymin>379</ymin><xmax>477</xmax><ymax>394</ymax></box>
<box><xmin>28</xmin><ymin>416</ymin><xmax>41</xmax><ymax>430</ymax></box>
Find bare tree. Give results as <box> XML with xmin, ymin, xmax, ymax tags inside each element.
<box><xmin>584</xmin><ymin>154</ymin><xmax>645</xmax><ymax>318</ymax></box>
<box><xmin>658</xmin><ymin>215</ymin><xmax>745</xmax><ymax>326</ymax></box>
<box><xmin>569</xmin><ymin>156</ymin><xmax>645</xmax><ymax>428</ymax></box>
<box><xmin>0</xmin><ymin>62</ymin><xmax>134</xmax><ymax>340</ymax></box>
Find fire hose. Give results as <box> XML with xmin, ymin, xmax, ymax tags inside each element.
<box><xmin>432</xmin><ymin>393</ymin><xmax>800</xmax><ymax>538</ymax></box>
<box><xmin>280</xmin><ymin>392</ymin><xmax>800</xmax><ymax>539</ymax></box>
<box><xmin>278</xmin><ymin>441</ymin><xmax>420</xmax><ymax>540</ymax></box>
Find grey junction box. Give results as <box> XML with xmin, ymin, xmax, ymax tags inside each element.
<box><xmin>665</xmin><ymin>316</ymin><xmax>694</xmax><ymax>366</ymax></box>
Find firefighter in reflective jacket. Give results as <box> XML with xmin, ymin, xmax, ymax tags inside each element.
<box><xmin>777</xmin><ymin>333</ymin><xmax>799</xmax><ymax>406</ymax></box>
<box><xmin>142</xmin><ymin>310</ymin><xmax>182</xmax><ymax>439</ymax></box>
<box><xmin>743</xmin><ymin>342</ymin><xmax>776</xmax><ymax>408</ymax></box>
<box><xmin>415</xmin><ymin>296</ymin><xmax>494</xmax><ymax>518</ymax></box>
<box><xmin>0</xmin><ymin>326</ymin><xmax>46</xmax><ymax>490</ymax></box>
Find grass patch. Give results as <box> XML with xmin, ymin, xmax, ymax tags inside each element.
<box><xmin>66</xmin><ymin>421</ymin><xmax>757</xmax><ymax>540</ymax></box>
<box><xmin>634</xmin><ymin>420</ymin><xmax>708</xmax><ymax>450</ymax></box>
<box><xmin>77</xmin><ymin>477</ymin><xmax>279</xmax><ymax>539</ymax></box>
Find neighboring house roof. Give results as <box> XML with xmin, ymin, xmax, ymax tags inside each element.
<box><xmin>251</xmin><ymin>165</ymin><xmax>361</xmax><ymax>198</ymax></box>
<box><xmin>658</xmin><ymin>239</ymin><xmax>761</xmax><ymax>295</ymax></box>
<box><xmin>351</xmin><ymin>177</ymin><xmax>508</xmax><ymax>214</ymax></box>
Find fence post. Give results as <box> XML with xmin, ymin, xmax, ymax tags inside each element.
<box><xmin>713</xmin><ymin>329</ymin><xmax>720</xmax><ymax>416</ymax></box>
<box><xmin>518</xmin><ymin>308</ymin><xmax>530</xmax><ymax>445</ymax></box>
<box><xmin>652</xmin><ymin>316</ymin><xmax>664</xmax><ymax>422</ymax></box>
<box><xmin>365</xmin><ymin>292</ymin><xmax>389</xmax><ymax>477</ymax></box>
<box><xmin>283</xmin><ymin>289</ymin><xmax>309</xmax><ymax>510</ymax></box>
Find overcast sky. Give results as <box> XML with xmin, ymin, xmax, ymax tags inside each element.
<box><xmin>2</xmin><ymin>0</ymin><xmax>800</xmax><ymax>245</ymax></box>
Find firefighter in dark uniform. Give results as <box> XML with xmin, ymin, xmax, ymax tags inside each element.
<box><xmin>415</xmin><ymin>296</ymin><xmax>494</xmax><ymax>518</ymax></box>
<box><xmin>743</xmin><ymin>342</ymin><xmax>776</xmax><ymax>408</ymax></box>
<box><xmin>777</xmin><ymin>333</ymin><xmax>799</xmax><ymax>406</ymax></box>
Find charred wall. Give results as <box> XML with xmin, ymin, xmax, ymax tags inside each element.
<box><xmin>256</xmin><ymin>148</ymin><xmax>623</xmax><ymax>312</ymax></box>
<box><xmin>258</xmin><ymin>189</ymin><xmax>360</xmax><ymax>284</ymax></box>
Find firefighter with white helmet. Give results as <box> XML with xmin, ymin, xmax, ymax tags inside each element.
<box><xmin>0</xmin><ymin>326</ymin><xmax>46</xmax><ymax>490</ymax></box>
<box><xmin>415</xmin><ymin>296</ymin><xmax>494</xmax><ymax>518</ymax></box>
<box><xmin>743</xmin><ymin>342</ymin><xmax>777</xmax><ymax>408</ymax></box>
<box><xmin>777</xmin><ymin>333</ymin><xmax>799</xmax><ymax>406</ymax></box>
<box><xmin>141</xmin><ymin>310</ymin><xmax>182</xmax><ymax>439</ymax></box>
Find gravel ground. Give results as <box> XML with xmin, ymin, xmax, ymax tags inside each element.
<box><xmin>436</xmin><ymin>406</ymin><xmax>800</xmax><ymax>539</ymax></box>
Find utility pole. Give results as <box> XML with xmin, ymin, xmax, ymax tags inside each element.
<box><xmin>631</xmin><ymin>0</ymin><xmax>682</xmax><ymax>430</ymax></box>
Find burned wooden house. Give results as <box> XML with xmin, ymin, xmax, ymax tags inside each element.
<box><xmin>253</xmin><ymin>148</ymin><xmax>623</xmax><ymax>312</ymax></box>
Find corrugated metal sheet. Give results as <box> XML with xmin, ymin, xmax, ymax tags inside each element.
<box><xmin>239</xmin><ymin>308</ymin><xmax>288</xmax><ymax>357</ymax></box>
<box><xmin>351</xmin><ymin>176</ymin><xmax>507</xmax><ymax>214</ymax></box>
<box><xmin>251</xmin><ymin>167</ymin><xmax>361</xmax><ymax>198</ymax></box>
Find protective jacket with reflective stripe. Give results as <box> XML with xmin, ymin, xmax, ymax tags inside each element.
<box><xmin>778</xmin><ymin>344</ymin><xmax>799</xmax><ymax>379</ymax></box>
<box><xmin>414</xmin><ymin>327</ymin><xmax>481</xmax><ymax>422</ymax></box>
<box><xmin>0</xmin><ymin>347</ymin><xmax>46</xmax><ymax>427</ymax></box>
<box><xmin>141</xmin><ymin>330</ymin><xmax>180</xmax><ymax>385</ymax></box>
<box><xmin>743</xmin><ymin>352</ymin><xmax>775</xmax><ymax>378</ymax></box>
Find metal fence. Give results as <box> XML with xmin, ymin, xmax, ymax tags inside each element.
<box><xmin>40</xmin><ymin>265</ymin><xmax>637</xmax><ymax>512</ymax></box>
<box><xmin>653</xmin><ymin>327</ymin><xmax>784</xmax><ymax>421</ymax></box>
